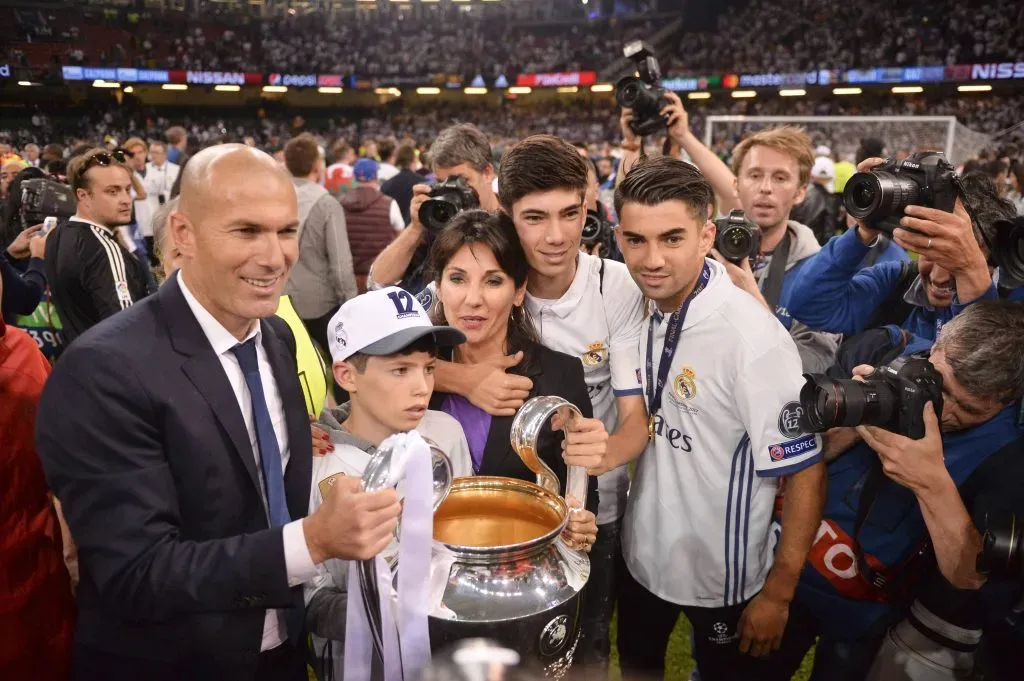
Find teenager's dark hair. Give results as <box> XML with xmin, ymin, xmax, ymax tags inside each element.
<box><xmin>346</xmin><ymin>335</ymin><xmax>438</xmax><ymax>373</ymax></box>
<box><xmin>497</xmin><ymin>135</ymin><xmax>588</xmax><ymax>213</ymax></box>
<box><xmin>427</xmin><ymin>209</ymin><xmax>540</xmax><ymax>370</ymax></box>
<box><xmin>615</xmin><ymin>155</ymin><xmax>715</xmax><ymax>220</ymax></box>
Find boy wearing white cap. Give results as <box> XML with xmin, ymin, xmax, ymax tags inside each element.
<box><xmin>304</xmin><ymin>286</ymin><xmax>473</xmax><ymax>678</ymax></box>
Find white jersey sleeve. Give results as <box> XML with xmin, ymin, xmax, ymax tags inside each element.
<box><xmin>602</xmin><ymin>260</ymin><xmax>645</xmax><ymax>398</ymax></box>
<box><xmin>735</xmin><ymin>338</ymin><xmax>822</xmax><ymax>477</ymax></box>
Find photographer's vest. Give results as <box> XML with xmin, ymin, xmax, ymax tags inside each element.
<box><xmin>341</xmin><ymin>186</ymin><xmax>396</xmax><ymax>280</ymax></box>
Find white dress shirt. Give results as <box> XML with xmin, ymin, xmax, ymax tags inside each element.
<box><xmin>178</xmin><ymin>273</ymin><xmax>317</xmax><ymax>651</ymax></box>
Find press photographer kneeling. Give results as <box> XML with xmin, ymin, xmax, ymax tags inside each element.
<box><xmin>762</xmin><ymin>301</ymin><xmax>1024</xmax><ymax>681</ymax></box>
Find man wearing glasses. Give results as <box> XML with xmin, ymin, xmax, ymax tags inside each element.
<box><xmin>45</xmin><ymin>148</ymin><xmax>152</xmax><ymax>343</ymax></box>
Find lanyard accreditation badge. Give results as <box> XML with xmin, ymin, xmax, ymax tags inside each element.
<box><xmin>646</xmin><ymin>263</ymin><xmax>711</xmax><ymax>440</ymax></box>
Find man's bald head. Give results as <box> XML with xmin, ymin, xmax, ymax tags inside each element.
<box><xmin>178</xmin><ymin>144</ymin><xmax>294</xmax><ymax>220</ymax></box>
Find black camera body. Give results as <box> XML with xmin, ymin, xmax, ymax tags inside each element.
<box><xmin>978</xmin><ymin>512</ymin><xmax>1024</xmax><ymax>580</ymax></box>
<box><xmin>799</xmin><ymin>355</ymin><xmax>944</xmax><ymax>440</ymax></box>
<box><xmin>843</xmin><ymin>151</ymin><xmax>959</xmax><ymax>236</ymax></box>
<box><xmin>714</xmin><ymin>209</ymin><xmax>761</xmax><ymax>264</ymax></box>
<box><xmin>20</xmin><ymin>177</ymin><xmax>76</xmax><ymax>225</ymax></box>
<box><xmin>418</xmin><ymin>175</ymin><xmax>480</xmax><ymax>233</ymax></box>
<box><xmin>616</xmin><ymin>41</ymin><xmax>669</xmax><ymax>137</ymax></box>
<box><xmin>581</xmin><ymin>208</ymin><xmax>617</xmax><ymax>256</ymax></box>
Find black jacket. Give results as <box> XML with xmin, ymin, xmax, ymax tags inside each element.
<box><xmin>44</xmin><ymin>219</ymin><xmax>150</xmax><ymax>344</ymax></box>
<box><xmin>430</xmin><ymin>343</ymin><xmax>600</xmax><ymax>515</ymax></box>
<box><xmin>381</xmin><ymin>169</ymin><xmax>422</xmax><ymax>225</ymax></box>
<box><xmin>36</xmin><ymin>275</ymin><xmax>313</xmax><ymax>680</ymax></box>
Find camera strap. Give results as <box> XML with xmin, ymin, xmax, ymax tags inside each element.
<box><xmin>852</xmin><ymin>463</ymin><xmax>927</xmax><ymax>597</ymax></box>
<box><xmin>761</xmin><ymin>231</ymin><xmax>792</xmax><ymax>312</ymax></box>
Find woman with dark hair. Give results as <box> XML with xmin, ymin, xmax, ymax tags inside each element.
<box><xmin>426</xmin><ymin>209</ymin><xmax>602</xmax><ymax>549</ymax></box>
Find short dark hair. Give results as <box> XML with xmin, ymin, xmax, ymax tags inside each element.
<box><xmin>395</xmin><ymin>143</ymin><xmax>417</xmax><ymax>170</ymax></box>
<box><xmin>41</xmin><ymin>143</ymin><xmax>64</xmax><ymax>161</ymax></box>
<box><xmin>615</xmin><ymin>156</ymin><xmax>714</xmax><ymax>221</ymax></box>
<box><xmin>166</xmin><ymin>126</ymin><xmax>187</xmax><ymax>145</ymax></box>
<box><xmin>378</xmin><ymin>138</ymin><xmax>397</xmax><ymax>163</ymax></box>
<box><xmin>67</xmin><ymin>148</ymin><xmax>133</xmax><ymax>194</ymax></box>
<box><xmin>346</xmin><ymin>335</ymin><xmax>438</xmax><ymax>373</ymax></box>
<box><xmin>497</xmin><ymin>135</ymin><xmax>589</xmax><ymax>213</ymax></box>
<box><xmin>284</xmin><ymin>133</ymin><xmax>320</xmax><ymax>178</ymax></box>
<box><xmin>427</xmin><ymin>209</ymin><xmax>540</xmax><ymax>370</ymax></box>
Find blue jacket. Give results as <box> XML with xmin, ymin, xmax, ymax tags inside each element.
<box><xmin>789</xmin><ymin>228</ymin><xmax>998</xmax><ymax>342</ymax></box>
<box><xmin>794</xmin><ymin>404</ymin><xmax>1024</xmax><ymax>640</ymax></box>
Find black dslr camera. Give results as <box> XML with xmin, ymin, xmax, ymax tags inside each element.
<box><xmin>843</xmin><ymin>151</ymin><xmax>959</xmax><ymax>236</ymax></box>
<box><xmin>581</xmin><ymin>209</ymin><xmax>617</xmax><ymax>256</ymax></box>
<box><xmin>616</xmin><ymin>41</ymin><xmax>669</xmax><ymax>137</ymax></box>
<box><xmin>418</xmin><ymin>175</ymin><xmax>480</xmax><ymax>234</ymax></box>
<box><xmin>21</xmin><ymin>177</ymin><xmax>76</xmax><ymax>225</ymax></box>
<box><xmin>799</xmin><ymin>355</ymin><xmax>944</xmax><ymax>440</ymax></box>
<box><xmin>714</xmin><ymin>209</ymin><xmax>760</xmax><ymax>264</ymax></box>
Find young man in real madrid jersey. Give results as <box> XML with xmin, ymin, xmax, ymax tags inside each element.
<box><xmin>601</xmin><ymin>155</ymin><xmax>826</xmax><ymax>680</ymax></box>
<box><xmin>427</xmin><ymin>135</ymin><xmax>650</xmax><ymax>674</ymax></box>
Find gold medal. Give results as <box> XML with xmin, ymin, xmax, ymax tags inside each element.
<box><xmin>648</xmin><ymin>414</ymin><xmax>655</xmax><ymax>441</ymax></box>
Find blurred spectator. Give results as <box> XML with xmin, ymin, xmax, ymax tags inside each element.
<box><xmin>281</xmin><ymin>133</ymin><xmax>358</xmax><ymax>355</ymax></box>
<box><xmin>341</xmin><ymin>157</ymin><xmax>403</xmax><ymax>292</ymax></box>
<box><xmin>0</xmin><ymin>272</ymin><xmax>76</xmax><ymax>681</ymax></box>
<box><xmin>377</xmin><ymin>138</ymin><xmax>399</xmax><ymax>182</ymax></box>
<box><xmin>23</xmin><ymin>144</ymin><xmax>41</xmax><ymax>168</ymax></box>
<box><xmin>382</xmin><ymin>142</ymin><xmax>421</xmax><ymax>225</ymax></box>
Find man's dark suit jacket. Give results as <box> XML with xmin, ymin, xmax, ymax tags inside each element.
<box><xmin>430</xmin><ymin>342</ymin><xmax>600</xmax><ymax>515</ymax></box>
<box><xmin>36</xmin><ymin>275</ymin><xmax>313</xmax><ymax>681</ymax></box>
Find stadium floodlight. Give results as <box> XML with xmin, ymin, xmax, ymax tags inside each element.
<box><xmin>557</xmin><ymin>86</ymin><xmax>579</xmax><ymax>94</ymax></box>
<box><xmin>591</xmin><ymin>84</ymin><xmax>614</xmax><ymax>93</ymax></box>
<box><xmin>318</xmin><ymin>87</ymin><xmax>343</xmax><ymax>94</ymax></box>
<box><xmin>263</xmin><ymin>86</ymin><xmax>288</xmax><ymax>93</ymax></box>
<box><xmin>464</xmin><ymin>87</ymin><xmax>488</xmax><ymax>94</ymax></box>
<box><xmin>687</xmin><ymin>92</ymin><xmax>711</xmax><ymax>100</ymax></box>
<box><xmin>162</xmin><ymin>84</ymin><xmax>188</xmax><ymax>91</ymax></box>
<box><xmin>92</xmin><ymin>80</ymin><xmax>120</xmax><ymax>88</ymax></box>
<box><xmin>833</xmin><ymin>87</ymin><xmax>862</xmax><ymax>95</ymax></box>
<box><xmin>958</xmin><ymin>84</ymin><xmax>992</xmax><ymax>93</ymax></box>
<box><xmin>17</xmin><ymin>81</ymin><xmax>39</xmax><ymax>86</ymax></box>
<box><xmin>215</xmin><ymin>85</ymin><xmax>240</xmax><ymax>92</ymax></box>
<box><xmin>779</xmin><ymin>89</ymin><xmax>806</xmax><ymax>97</ymax></box>
<box><xmin>509</xmin><ymin>86</ymin><xmax>531</xmax><ymax>94</ymax></box>
<box><xmin>417</xmin><ymin>87</ymin><xmax>441</xmax><ymax>95</ymax></box>
<box><xmin>892</xmin><ymin>86</ymin><xmax>924</xmax><ymax>94</ymax></box>
<box><xmin>731</xmin><ymin>90</ymin><xmax>756</xmax><ymax>98</ymax></box>
<box><xmin>123</xmin><ymin>86</ymin><xmax>134</xmax><ymax>93</ymax></box>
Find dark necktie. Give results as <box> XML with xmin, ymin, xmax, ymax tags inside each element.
<box><xmin>231</xmin><ymin>338</ymin><xmax>291</xmax><ymax>527</ymax></box>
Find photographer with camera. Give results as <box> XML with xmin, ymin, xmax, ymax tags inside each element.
<box><xmin>787</xmin><ymin>157</ymin><xmax>1016</xmax><ymax>375</ymax></box>
<box><xmin>762</xmin><ymin>300</ymin><xmax>1024</xmax><ymax>681</ymax></box>
<box><xmin>369</xmin><ymin>124</ymin><xmax>500</xmax><ymax>294</ymax></box>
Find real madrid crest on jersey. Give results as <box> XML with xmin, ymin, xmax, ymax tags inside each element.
<box><xmin>672</xmin><ymin>366</ymin><xmax>698</xmax><ymax>401</ymax></box>
<box><xmin>581</xmin><ymin>341</ymin><xmax>608</xmax><ymax>366</ymax></box>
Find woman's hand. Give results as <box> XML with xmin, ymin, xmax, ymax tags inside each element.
<box><xmin>561</xmin><ymin>496</ymin><xmax>598</xmax><ymax>553</ymax></box>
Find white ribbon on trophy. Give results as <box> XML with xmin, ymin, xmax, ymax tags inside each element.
<box><xmin>344</xmin><ymin>431</ymin><xmax>435</xmax><ymax>681</ymax></box>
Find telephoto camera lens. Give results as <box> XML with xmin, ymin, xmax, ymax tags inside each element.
<box><xmin>978</xmin><ymin>512</ymin><xmax>1024</xmax><ymax>580</ymax></box>
<box><xmin>843</xmin><ymin>171</ymin><xmax>921</xmax><ymax>223</ymax></box>
<box><xmin>420</xmin><ymin>198</ymin><xmax>461</xmax><ymax>233</ymax></box>
<box><xmin>581</xmin><ymin>212</ymin><xmax>603</xmax><ymax>245</ymax></box>
<box><xmin>798</xmin><ymin>375</ymin><xmax>900</xmax><ymax>433</ymax></box>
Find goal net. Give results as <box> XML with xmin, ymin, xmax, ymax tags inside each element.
<box><xmin>702</xmin><ymin>116</ymin><xmax>992</xmax><ymax>167</ymax></box>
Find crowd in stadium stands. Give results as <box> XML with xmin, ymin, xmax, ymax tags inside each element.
<box><xmin>662</xmin><ymin>0</ymin><xmax>1024</xmax><ymax>75</ymax></box>
<box><xmin>5</xmin><ymin>0</ymin><xmax>1021</xmax><ymax>79</ymax></box>
<box><xmin>2</xmin><ymin>94</ymin><xmax>1021</xmax><ymax>160</ymax></box>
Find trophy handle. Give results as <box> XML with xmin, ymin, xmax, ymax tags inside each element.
<box><xmin>510</xmin><ymin>395</ymin><xmax>590</xmax><ymax>510</ymax></box>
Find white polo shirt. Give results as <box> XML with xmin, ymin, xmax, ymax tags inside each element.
<box><xmin>622</xmin><ymin>258</ymin><xmax>822</xmax><ymax>607</ymax></box>
<box><xmin>525</xmin><ymin>252</ymin><xmax>645</xmax><ymax>525</ymax></box>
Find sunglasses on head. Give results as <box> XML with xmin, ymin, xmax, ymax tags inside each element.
<box><xmin>84</xmin><ymin>150</ymin><xmax>128</xmax><ymax>170</ymax></box>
